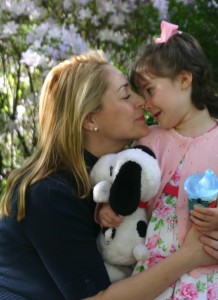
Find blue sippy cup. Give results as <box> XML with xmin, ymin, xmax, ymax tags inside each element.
<box><xmin>184</xmin><ymin>169</ymin><xmax>218</xmax><ymax>210</ymax></box>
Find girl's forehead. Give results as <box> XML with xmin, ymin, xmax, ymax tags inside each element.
<box><xmin>135</xmin><ymin>72</ymin><xmax>153</xmax><ymax>85</ymax></box>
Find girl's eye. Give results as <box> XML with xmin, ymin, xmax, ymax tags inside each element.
<box><xmin>146</xmin><ymin>88</ymin><xmax>152</xmax><ymax>95</ymax></box>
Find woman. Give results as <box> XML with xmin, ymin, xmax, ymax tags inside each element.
<box><xmin>0</xmin><ymin>50</ymin><xmax>217</xmax><ymax>300</ymax></box>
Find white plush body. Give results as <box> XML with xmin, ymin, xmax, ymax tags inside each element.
<box><xmin>97</xmin><ymin>210</ymin><xmax>148</xmax><ymax>265</ymax></box>
<box><xmin>90</xmin><ymin>146</ymin><xmax>161</xmax><ymax>282</ymax></box>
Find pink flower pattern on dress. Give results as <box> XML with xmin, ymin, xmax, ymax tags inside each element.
<box><xmin>171</xmin><ymin>167</ymin><xmax>181</xmax><ymax>184</ymax></box>
<box><xmin>147</xmin><ymin>250</ymin><xmax>166</xmax><ymax>268</ymax></box>
<box><xmin>155</xmin><ymin>196</ymin><xmax>174</xmax><ymax>219</ymax></box>
<box><xmin>170</xmin><ymin>244</ymin><xmax>175</xmax><ymax>253</ymax></box>
<box><xmin>208</xmin><ymin>282</ymin><xmax>218</xmax><ymax>300</ymax></box>
<box><xmin>146</xmin><ymin>233</ymin><xmax>160</xmax><ymax>250</ymax></box>
<box><xmin>179</xmin><ymin>282</ymin><xmax>199</xmax><ymax>299</ymax></box>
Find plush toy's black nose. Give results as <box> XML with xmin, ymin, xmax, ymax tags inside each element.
<box><xmin>136</xmin><ymin>220</ymin><xmax>147</xmax><ymax>238</ymax></box>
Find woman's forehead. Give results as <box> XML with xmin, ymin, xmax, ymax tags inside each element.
<box><xmin>107</xmin><ymin>66</ymin><xmax>129</xmax><ymax>88</ymax></box>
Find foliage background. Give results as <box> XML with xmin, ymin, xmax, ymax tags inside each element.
<box><xmin>0</xmin><ymin>0</ymin><xmax>217</xmax><ymax>196</ymax></box>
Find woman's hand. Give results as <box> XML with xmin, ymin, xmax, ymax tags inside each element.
<box><xmin>98</xmin><ymin>203</ymin><xmax>123</xmax><ymax>228</ymax></box>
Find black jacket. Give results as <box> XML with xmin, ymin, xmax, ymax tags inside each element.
<box><xmin>0</xmin><ymin>151</ymin><xmax>110</xmax><ymax>299</ymax></box>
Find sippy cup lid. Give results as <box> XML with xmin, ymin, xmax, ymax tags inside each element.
<box><xmin>184</xmin><ymin>169</ymin><xmax>218</xmax><ymax>199</ymax></box>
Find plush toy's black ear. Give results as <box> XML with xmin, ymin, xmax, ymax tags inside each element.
<box><xmin>133</xmin><ymin>145</ymin><xmax>156</xmax><ymax>159</ymax></box>
<box><xmin>109</xmin><ymin>161</ymin><xmax>141</xmax><ymax>216</ymax></box>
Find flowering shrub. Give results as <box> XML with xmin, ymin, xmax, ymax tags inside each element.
<box><xmin>0</xmin><ymin>0</ymin><xmax>217</xmax><ymax>195</ymax></box>
<box><xmin>0</xmin><ymin>0</ymin><xmax>161</xmax><ymax>191</ymax></box>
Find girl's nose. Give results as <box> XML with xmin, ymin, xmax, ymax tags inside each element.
<box><xmin>143</xmin><ymin>97</ymin><xmax>153</xmax><ymax>112</ymax></box>
<box><xmin>133</xmin><ymin>93</ymin><xmax>146</xmax><ymax>109</ymax></box>
<box><xmin>144</xmin><ymin>101</ymin><xmax>152</xmax><ymax>111</ymax></box>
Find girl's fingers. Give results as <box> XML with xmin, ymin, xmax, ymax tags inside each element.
<box><xmin>190</xmin><ymin>210</ymin><xmax>211</xmax><ymax>222</ymax></box>
<box><xmin>193</xmin><ymin>205</ymin><xmax>216</xmax><ymax>216</ymax></box>
<box><xmin>189</xmin><ymin>215</ymin><xmax>210</xmax><ymax>227</ymax></box>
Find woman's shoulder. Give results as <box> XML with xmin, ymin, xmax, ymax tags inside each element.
<box><xmin>24</xmin><ymin>170</ymin><xmax>88</xmax><ymax>222</ymax></box>
<box><xmin>27</xmin><ymin>170</ymin><xmax>78</xmax><ymax>205</ymax></box>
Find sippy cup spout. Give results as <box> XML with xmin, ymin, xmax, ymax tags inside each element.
<box><xmin>199</xmin><ymin>169</ymin><xmax>218</xmax><ymax>190</ymax></box>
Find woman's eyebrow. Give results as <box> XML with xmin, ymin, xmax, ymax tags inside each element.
<box><xmin>117</xmin><ymin>82</ymin><xmax>129</xmax><ymax>92</ymax></box>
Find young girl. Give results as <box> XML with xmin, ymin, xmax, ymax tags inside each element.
<box><xmin>98</xmin><ymin>21</ymin><xmax>218</xmax><ymax>299</ymax></box>
<box><xmin>129</xmin><ymin>21</ymin><xmax>218</xmax><ymax>299</ymax></box>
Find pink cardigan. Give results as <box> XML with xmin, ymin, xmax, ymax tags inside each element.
<box><xmin>138</xmin><ymin>124</ymin><xmax>218</xmax><ymax>277</ymax></box>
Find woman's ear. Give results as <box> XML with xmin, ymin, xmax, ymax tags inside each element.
<box><xmin>178</xmin><ymin>70</ymin><xmax>193</xmax><ymax>90</ymax></box>
<box><xmin>83</xmin><ymin>114</ymin><xmax>97</xmax><ymax>132</ymax></box>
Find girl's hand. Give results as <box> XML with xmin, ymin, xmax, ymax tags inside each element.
<box><xmin>98</xmin><ymin>203</ymin><xmax>123</xmax><ymax>228</ymax></box>
<box><xmin>200</xmin><ymin>230</ymin><xmax>218</xmax><ymax>260</ymax></box>
<box><xmin>189</xmin><ymin>205</ymin><xmax>218</xmax><ymax>232</ymax></box>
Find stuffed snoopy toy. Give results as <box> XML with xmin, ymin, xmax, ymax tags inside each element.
<box><xmin>90</xmin><ymin>145</ymin><xmax>161</xmax><ymax>282</ymax></box>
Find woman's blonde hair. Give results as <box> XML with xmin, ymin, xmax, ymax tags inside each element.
<box><xmin>1</xmin><ymin>50</ymin><xmax>110</xmax><ymax>221</ymax></box>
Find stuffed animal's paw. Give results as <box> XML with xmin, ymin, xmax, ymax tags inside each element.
<box><xmin>93</xmin><ymin>181</ymin><xmax>112</xmax><ymax>203</ymax></box>
<box><xmin>133</xmin><ymin>244</ymin><xmax>148</xmax><ymax>261</ymax></box>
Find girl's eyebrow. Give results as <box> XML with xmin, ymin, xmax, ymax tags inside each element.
<box><xmin>117</xmin><ymin>82</ymin><xmax>129</xmax><ymax>92</ymax></box>
<box><xmin>138</xmin><ymin>79</ymin><xmax>151</xmax><ymax>87</ymax></box>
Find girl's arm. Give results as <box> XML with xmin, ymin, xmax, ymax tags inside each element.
<box><xmin>85</xmin><ymin>227</ymin><xmax>217</xmax><ymax>300</ymax></box>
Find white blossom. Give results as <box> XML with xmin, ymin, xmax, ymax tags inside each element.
<box><xmin>78</xmin><ymin>7</ymin><xmax>92</xmax><ymax>20</ymax></box>
<box><xmin>91</xmin><ymin>15</ymin><xmax>100</xmax><ymax>26</ymax></box>
<box><xmin>20</xmin><ymin>49</ymin><xmax>44</xmax><ymax>68</ymax></box>
<box><xmin>152</xmin><ymin>0</ymin><xmax>169</xmax><ymax>18</ymax></box>
<box><xmin>98</xmin><ymin>29</ymin><xmax>124</xmax><ymax>45</ymax></box>
<box><xmin>78</xmin><ymin>0</ymin><xmax>89</xmax><ymax>6</ymax></box>
<box><xmin>118</xmin><ymin>2</ymin><xmax>132</xmax><ymax>14</ymax></box>
<box><xmin>63</xmin><ymin>0</ymin><xmax>72</xmax><ymax>10</ymax></box>
<box><xmin>98</xmin><ymin>1</ymin><xmax>117</xmax><ymax>16</ymax></box>
<box><xmin>109</xmin><ymin>13</ymin><xmax>126</xmax><ymax>27</ymax></box>
<box><xmin>16</xmin><ymin>104</ymin><xmax>26</xmax><ymax>120</ymax></box>
<box><xmin>2</xmin><ymin>21</ymin><xmax>19</xmax><ymax>36</ymax></box>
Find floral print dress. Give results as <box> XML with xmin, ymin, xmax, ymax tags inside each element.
<box><xmin>133</xmin><ymin>163</ymin><xmax>218</xmax><ymax>300</ymax></box>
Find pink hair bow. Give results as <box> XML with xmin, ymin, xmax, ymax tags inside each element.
<box><xmin>155</xmin><ymin>20</ymin><xmax>179</xmax><ymax>44</ymax></box>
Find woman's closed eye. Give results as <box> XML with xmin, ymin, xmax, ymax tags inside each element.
<box><xmin>122</xmin><ymin>94</ymin><xmax>131</xmax><ymax>100</ymax></box>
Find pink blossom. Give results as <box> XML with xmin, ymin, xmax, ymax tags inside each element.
<box><xmin>171</xmin><ymin>170</ymin><xmax>180</xmax><ymax>184</ymax></box>
<box><xmin>156</xmin><ymin>203</ymin><xmax>173</xmax><ymax>218</ymax></box>
<box><xmin>167</xmin><ymin>218</ymin><xmax>171</xmax><ymax>224</ymax></box>
<box><xmin>179</xmin><ymin>282</ymin><xmax>198</xmax><ymax>299</ymax></box>
<box><xmin>147</xmin><ymin>250</ymin><xmax>166</xmax><ymax>267</ymax></box>
<box><xmin>170</xmin><ymin>244</ymin><xmax>175</xmax><ymax>253</ymax></box>
<box><xmin>146</xmin><ymin>234</ymin><xmax>160</xmax><ymax>250</ymax></box>
<box><xmin>208</xmin><ymin>282</ymin><xmax>218</xmax><ymax>300</ymax></box>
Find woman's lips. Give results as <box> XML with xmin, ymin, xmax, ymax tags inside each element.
<box><xmin>135</xmin><ymin>115</ymin><xmax>145</xmax><ymax>121</ymax></box>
